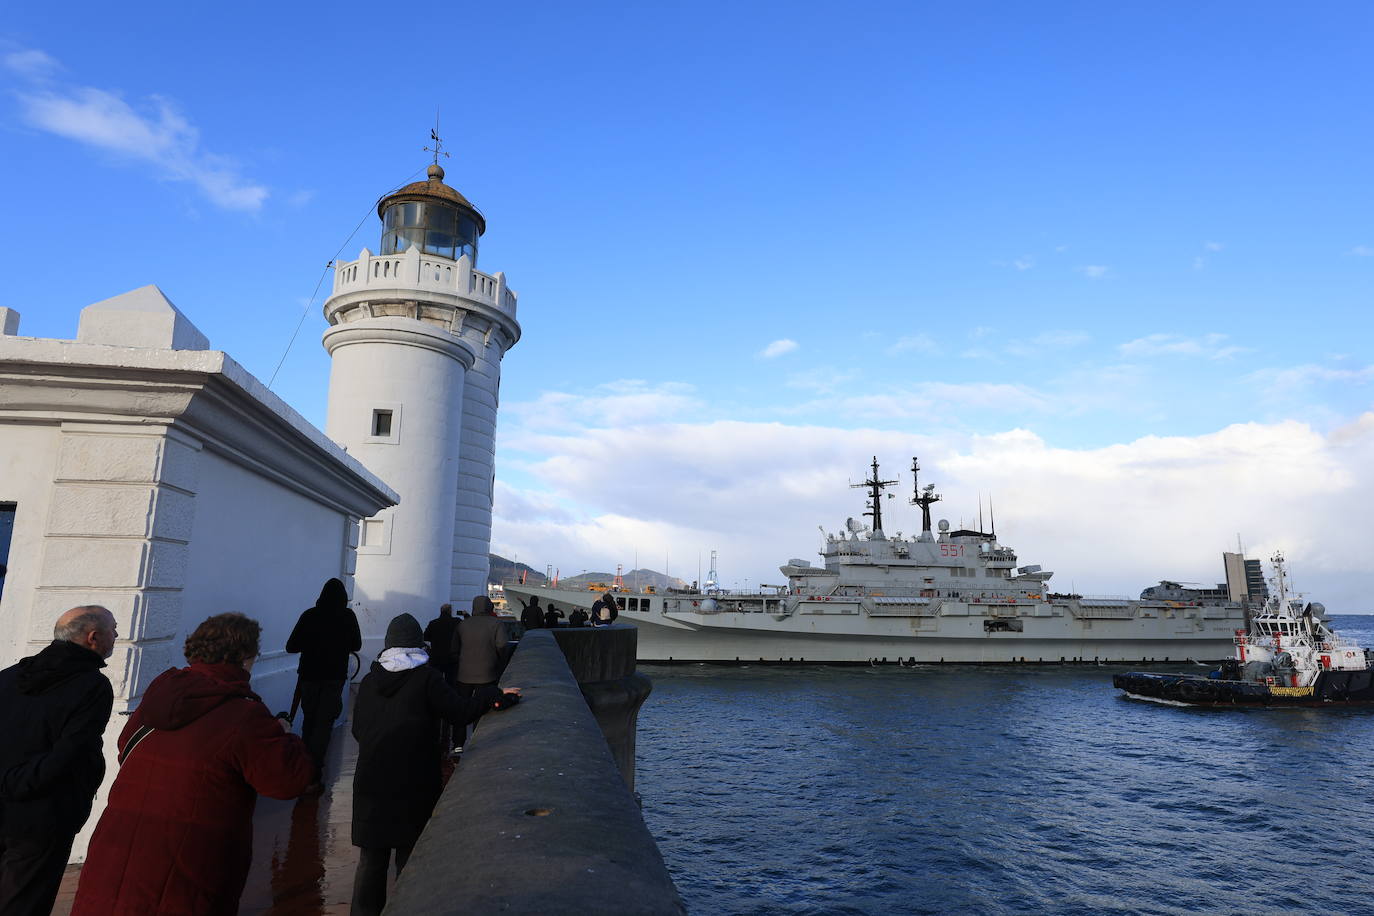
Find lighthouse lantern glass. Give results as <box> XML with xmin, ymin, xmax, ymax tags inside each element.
<box><xmin>381</xmin><ymin>201</ymin><xmax>479</xmax><ymax>263</ymax></box>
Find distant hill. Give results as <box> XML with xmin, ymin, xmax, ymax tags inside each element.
<box><xmin>488</xmin><ymin>554</ymin><xmax>546</xmax><ymax>586</ymax></box>
<box><xmin>488</xmin><ymin>554</ymin><xmax>688</xmax><ymax>592</ymax></box>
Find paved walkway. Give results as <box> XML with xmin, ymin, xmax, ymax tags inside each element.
<box><xmin>51</xmin><ymin>699</ymin><xmax>449</xmax><ymax>915</ymax></box>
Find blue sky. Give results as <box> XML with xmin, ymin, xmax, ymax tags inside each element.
<box><xmin>4</xmin><ymin>3</ymin><xmax>1373</xmax><ymax>607</ymax></box>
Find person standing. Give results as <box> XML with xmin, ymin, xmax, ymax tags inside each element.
<box><xmin>422</xmin><ymin>603</ymin><xmax>459</xmax><ymax>686</ymax></box>
<box><xmin>451</xmin><ymin>596</ymin><xmax>513</xmax><ymax>749</ymax></box>
<box><xmin>0</xmin><ymin>606</ymin><xmax>116</xmax><ymax>916</ymax></box>
<box><xmin>72</xmin><ymin>613</ymin><xmax>313</xmax><ymax>916</ymax></box>
<box><xmin>286</xmin><ymin>578</ymin><xmax>361</xmax><ymax>786</ymax></box>
<box><xmin>519</xmin><ymin>595</ymin><xmax>543</xmax><ymax>631</ymax></box>
<box><xmin>351</xmin><ymin>614</ymin><xmax>519</xmax><ymax>916</ymax></box>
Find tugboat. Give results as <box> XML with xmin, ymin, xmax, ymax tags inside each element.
<box><xmin>1114</xmin><ymin>553</ymin><xmax>1374</xmax><ymax>706</ymax></box>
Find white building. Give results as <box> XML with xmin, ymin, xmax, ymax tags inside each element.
<box><xmin>322</xmin><ymin>163</ymin><xmax>521</xmax><ymax>624</ymax></box>
<box><xmin>0</xmin><ymin>288</ymin><xmax>397</xmax><ymax>855</ymax></box>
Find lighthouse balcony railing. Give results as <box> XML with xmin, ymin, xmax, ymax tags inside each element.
<box><xmin>330</xmin><ymin>245</ymin><xmax>518</xmax><ymax>318</ymax></box>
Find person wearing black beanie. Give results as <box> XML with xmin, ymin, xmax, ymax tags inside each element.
<box><xmin>350</xmin><ymin>613</ymin><xmax>520</xmax><ymax>916</ymax></box>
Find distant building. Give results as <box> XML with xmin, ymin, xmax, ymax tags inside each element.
<box><xmin>1223</xmin><ymin>551</ymin><xmax>1270</xmax><ymax>605</ymax></box>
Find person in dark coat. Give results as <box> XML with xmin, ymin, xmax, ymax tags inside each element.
<box><xmin>519</xmin><ymin>596</ymin><xmax>544</xmax><ymax>631</ymax></box>
<box><xmin>351</xmin><ymin>614</ymin><xmax>519</xmax><ymax>916</ymax></box>
<box><xmin>542</xmin><ymin>604</ymin><xmax>565</xmax><ymax>629</ymax></box>
<box><xmin>0</xmin><ymin>605</ymin><xmax>116</xmax><ymax>916</ymax></box>
<box><xmin>72</xmin><ymin>612</ymin><xmax>313</xmax><ymax>916</ymax></box>
<box><xmin>286</xmin><ymin>578</ymin><xmax>361</xmax><ymax>784</ymax></box>
<box><xmin>568</xmin><ymin>606</ymin><xmax>589</xmax><ymax>627</ymax></box>
<box><xmin>451</xmin><ymin>596</ymin><xmax>514</xmax><ymax>748</ymax></box>
<box><xmin>422</xmin><ymin>603</ymin><xmax>459</xmax><ymax>686</ymax></box>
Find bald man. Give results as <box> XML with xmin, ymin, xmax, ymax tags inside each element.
<box><xmin>0</xmin><ymin>606</ymin><xmax>116</xmax><ymax>915</ymax></box>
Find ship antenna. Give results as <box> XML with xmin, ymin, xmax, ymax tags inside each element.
<box><xmin>989</xmin><ymin>495</ymin><xmax>996</xmax><ymax>539</ymax></box>
<box><xmin>908</xmin><ymin>456</ymin><xmax>942</xmax><ymax>534</ymax></box>
<box><xmin>978</xmin><ymin>493</ymin><xmax>984</xmax><ymax>534</ymax></box>
<box><xmin>852</xmin><ymin>456</ymin><xmax>897</xmax><ymax>534</ymax></box>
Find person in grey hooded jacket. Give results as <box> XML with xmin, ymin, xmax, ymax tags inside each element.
<box><xmin>350</xmin><ymin>613</ymin><xmax>520</xmax><ymax>916</ymax></box>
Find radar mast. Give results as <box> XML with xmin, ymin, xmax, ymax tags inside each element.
<box><xmin>852</xmin><ymin>457</ymin><xmax>898</xmax><ymax>535</ymax></box>
<box><xmin>909</xmin><ymin>456</ymin><xmax>942</xmax><ymax>536</ymax></box>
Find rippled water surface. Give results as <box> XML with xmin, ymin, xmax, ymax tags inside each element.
<box><xmin>636</xmin><ymin>616</ymin><xmax>1374</xmax><ymax>915</ymax></box>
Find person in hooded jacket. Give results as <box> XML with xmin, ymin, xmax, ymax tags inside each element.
<box><xmin>351</xmin><ymin>613</ymin><xmax>520</xmax><ymax>916</ymax></box>
<box><xmin>519</xmin><ymin>595</ymin><xmax>544</xmax><ymax>631</ymax></box>
<box><xmin>72</xmin><ymin>613</ymin><xmax>314</xmax><ymax>916</ymax></box>
<box><xmin>0</xmin><ymin>605</ymin><xmax>116</xmax><ymax>916</ymax></box>
<box><xmin>286</xmin><ymin>578</ymin><xmax>361</xmax><ymax>785</ymax></box>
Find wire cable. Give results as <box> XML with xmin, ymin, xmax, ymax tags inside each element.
<box><xmin>267</xmin><ymin>168</ymin><xmax>426</xmax><ymax>389</ymax></box>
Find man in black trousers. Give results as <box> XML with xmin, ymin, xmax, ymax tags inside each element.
<box><xmin>0</xmin><ymin>605</ymin><xmax>116</xmax><ymax>915</ymax></box>
<box><xmin>286</xmin><ymin>578</ymin><xmax>361</xmax><ymax>790</ymax></box>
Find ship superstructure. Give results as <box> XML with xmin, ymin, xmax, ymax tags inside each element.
<box><xmin>507</xmin><ymin>458</ymin><xmax>1254</xmax><ymax>664</ymax></box>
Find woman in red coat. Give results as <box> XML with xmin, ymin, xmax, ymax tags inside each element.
<box><xmin>72</xmin><ymin>613</ymin><xmax>314</xmax><ymax>916</ymax></box>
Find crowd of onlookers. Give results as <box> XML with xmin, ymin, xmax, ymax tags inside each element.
<box><xmin>518</xmin><ymin>593</ymin><xmax>619</xmax><ymax>632</ymax></box>
<box><xmin>0</xmin><ymin>581</ymin><xmax>524</xmax><ymax>916</ymax></box>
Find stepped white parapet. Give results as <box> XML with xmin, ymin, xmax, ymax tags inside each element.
<box><xmin>329</xmin><ymin>246</ymin><xmax>517</xmax><ymax>320</ymax></box>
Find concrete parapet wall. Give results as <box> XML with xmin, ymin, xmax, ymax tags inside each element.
<box><xmin>385</xmin><ymin>630</ymin><xmax>684</xmax><ymax>915</ymax></box>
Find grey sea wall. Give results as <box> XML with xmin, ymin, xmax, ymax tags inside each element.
<box><xmin>385</xmin><ymin>626</ymin><xmax>684</xmax><ymax>914</ymax></box>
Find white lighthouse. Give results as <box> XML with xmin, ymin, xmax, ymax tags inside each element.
<box><xmin>322</xmin><ymin>157</ymin><xmax>521</xmax><ymax>631</ymax></box>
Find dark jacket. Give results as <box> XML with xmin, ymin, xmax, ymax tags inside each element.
<box><xmin>0</xmin><ymin>640</ymin><xmax>113</xmax><ymax>838</ymax></box>
<box><xmin>519</xmin><ymin>599</ymin><xmax>543</xmax><ymax>631</ymax></box>
<box><xmin>286</xmin><ymin>578</ymin><xmax>362</xmax><ymax>680</ymax></box>
<box><xmin>351</xmin><ymin>662</ymin><xmax>498</xmax><ymax>848</ymax></box>
<box><xmin>422</xmin><ymin>615</ymin><xmax>459</xmax><ymax>665</ymax></box>
<box><xmin>72</xmin><ymin>663</ymin><xmax>314</xmax><ymax>916</ymax></box>
<box><xmin>452</xmin><ymin>613</ymin><xmax>512</xmax><ymax>685</ymax></box>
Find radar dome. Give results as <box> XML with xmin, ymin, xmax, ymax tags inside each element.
<box><xmin>938</xmin><ymin>520</ymin><xmax>950</xmax><ymax>532</ymax></box>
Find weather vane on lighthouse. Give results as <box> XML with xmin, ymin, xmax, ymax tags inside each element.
<box><xmin>423</xmin><ymin>110</ymin><xmax>450</xmax><ymax>171</ymax></box>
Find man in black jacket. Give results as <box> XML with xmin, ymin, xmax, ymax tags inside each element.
<box><xmin>0</xmin><ymin>605</ymin><xmax>116</xmax><ymax>915</ymax></box>
<box><xmin>286</xmin><ymin>578</ymin><xmax>361</xmax><ymax>787</ymax></box>
<box><xmin>421</xmin><ymin>604</ymin><xmax>459</xmax><ymax>687</ymax></box>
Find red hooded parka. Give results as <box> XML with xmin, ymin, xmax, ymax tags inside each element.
<box><xmin>71</xmin><ymin>662</ymin><xmax>313</xmax><ymax>915</ymax></box>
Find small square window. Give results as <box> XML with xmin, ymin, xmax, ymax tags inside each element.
<box><xmin>362</xmin><ymin>518</ymin><xmax>385</xmax><ymax>547</ymax></box>
<box><xmin>372</xmin><ymin>410</ymin><xmax>393</xmax><ymax>437</ymax></box>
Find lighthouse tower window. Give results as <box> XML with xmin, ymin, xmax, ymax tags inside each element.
<box><xmin>366</xmin><ymin>404</ymin><xmax>401</xmax><ymax>444</ymax></box>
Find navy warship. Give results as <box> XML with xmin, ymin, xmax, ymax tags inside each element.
<box><xmin>506</xmin><ymin>458</ymin><xmax>1256</xmax><ymax>664</ymax></box>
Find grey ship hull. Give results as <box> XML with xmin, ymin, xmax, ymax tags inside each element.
<box><xmin>503</xmin><ymin>585</ymin><xmax>1242</xmax><ymax>664</ymax></box>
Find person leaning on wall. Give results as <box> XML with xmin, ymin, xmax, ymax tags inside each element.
<box><xmin>351</xmin><ymin>613</ymin><xmax>520</xmax><ymax>916</ymax></box>
<box><xmin>0</xmin><ymin>606</ymin><xmax>116</xmax><ymax>916</ymax></box>
<box><xmin>71</xmin><ymin>612</ymin><xmax>314</xmax><ymax>916</ymax></box>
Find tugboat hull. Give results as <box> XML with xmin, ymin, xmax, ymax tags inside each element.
<box><xmin>1114</xmin><ymin>670</ymin><xmax>1374</xmax><ymax>707</ymax></box>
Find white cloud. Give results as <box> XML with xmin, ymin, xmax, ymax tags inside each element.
<box><xmin>3</xmin><ymin>48</ymin><xmax>60</xmax><ymax>80</ymax></box>
<box><xmin>886</xmin><ymin>334</ymin><xmax>938</xmax><ymax>355</ymax></box>
<box><xmin>1118</xmin><ymin>332</ymin><xmax>1247</xmax><ymax>361</ymax></box>
<box><xmin>507</xmin><ymin>380</ymin><xmax>701</xmax><ymax>430</ymax></box>
<box><xmin>1192</xmin><ymin>256</ymin><xmax>1206</xmax><ymax>271</ymax></box>
<box><xmin>493</xmin><ymin>413</ymin><xmax>1374</xmax><ymax>611</ymax></box>
<box><xmin>1351</xmin><ymin>245</ymin><xmax>1374</xmax><ymax>257</ymax></box>
<box><xmin>9</xmin><ymin>49</ymin><xmax>268</xmax><ymax>211</ymax></box>
<box><xmin>1076</xmin><ymin>265</ymin><xmax>1110</xmax><ymax>279</ymax></box>
<box><xmin>1204</xmin><ymin>241</ymin><xmax>1224</xmax><ymax>252</ymax></box>
<box><xmin>760</xmin><ymin>338</ymin><xmax>798</xmax><ymax>359</ymax></box>
<box><xmin>1248</xmin><ymin>363</ymin><xmax>1374</xmax><ymax>398</ymax></box>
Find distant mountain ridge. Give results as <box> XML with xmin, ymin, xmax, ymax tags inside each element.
<box><xmin>488</xmin><ymin>553</ymin><xmax>689</xmax><ymax>591</ymax></box>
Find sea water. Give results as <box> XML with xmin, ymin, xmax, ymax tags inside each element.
<box><xmin>636</xmin><ymin>615</ymin><xmax>1374</xmax><ymax>915</ymax></box>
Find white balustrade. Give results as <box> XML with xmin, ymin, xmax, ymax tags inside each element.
<box><xmin>330</xmin><ymin>246</ymin><xmax>518</xmax><ymax>318</ymax></box>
